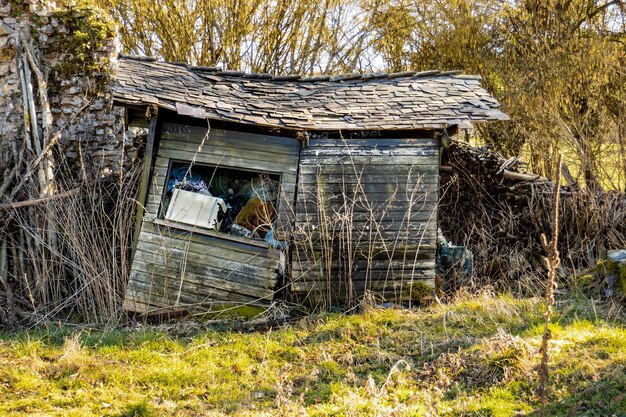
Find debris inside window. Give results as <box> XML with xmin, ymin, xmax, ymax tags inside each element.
<box><xmin>162</xmin><ymin>161</ymin><xmax>281</xmax><ymax>242</ymax></box>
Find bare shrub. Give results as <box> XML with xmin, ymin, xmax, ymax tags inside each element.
<box><xmin>1</xmin><ymin>166</ymin><xmax>140</xmax><ymax>327</ymax></box>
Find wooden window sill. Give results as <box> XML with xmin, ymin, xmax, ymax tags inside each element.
<box><xmin>152</xmin><ymin>218</ymin><xmax>272</xmax><ymax>249</ymax></box>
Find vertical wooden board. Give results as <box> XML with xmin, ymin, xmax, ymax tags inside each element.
<box><xmin>132</xmin><ymin>113</ymin><xmax>159</xmax><ymax>255</ymax></box>
<box><xmin>291</xmin><ymin>137</ymin><xmax>439</xmax><ymax>305</ymax></box>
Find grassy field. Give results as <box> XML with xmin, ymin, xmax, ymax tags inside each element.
<box><xmin>0</xmin><ymin>292</ymin><xmax>624</xmax><ymax>417</ymax></box>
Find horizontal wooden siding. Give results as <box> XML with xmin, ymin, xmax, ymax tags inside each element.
<box><xmin>291</xmin><ymin>137</ymin><xmax>439</xmax><ymax>306</ymax></box>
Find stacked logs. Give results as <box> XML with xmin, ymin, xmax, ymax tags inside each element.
<box><xmin>440</xmin><ymin>141</ymin><xmax>557</xmax><ymax>199</ymax></box>
<box><xmin>438</xmin><ymin>141</ymin><xmax>626</xmax><ymax>295</ymax></box>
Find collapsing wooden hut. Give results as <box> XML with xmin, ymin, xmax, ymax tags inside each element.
<box><xmin>112</xmin><ymin>56</ymin><xmax>507</xmax><ymax>313</ymax></box>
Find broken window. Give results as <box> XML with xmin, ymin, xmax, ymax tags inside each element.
<box><xmin>161</xmin><ymin>160</ymin><xmax>281</xmax><ymax>242</ymax></box>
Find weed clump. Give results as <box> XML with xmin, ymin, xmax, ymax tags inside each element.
<box><xmin>421</xmin><ymin>328</ymin><xmax>537</xmax><ymax>389</ymax></box>
<box><xmin>116</xmin><ymin>400</ymin><xmax>154</xmax><ymax>417</ymax></box>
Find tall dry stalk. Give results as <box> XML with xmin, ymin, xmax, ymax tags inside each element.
<box><xmin>537</xmin><ymin>154</ymin><xmax>562</xmax><ymax>412</ymax></box>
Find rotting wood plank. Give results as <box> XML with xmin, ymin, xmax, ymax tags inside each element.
<box><xmin>126</xmin><ymin>277</ymin><xmax>270</xmax><ymax>307</ymax></box>
<box><xmin>305</xmin><ymin>139</ymin><xmax>439</xmax><ymax>148</ymax></box>
<box><xmin>160</xmin><ymin>140</ymin><xmax>299</xmax><ymax>167</ymax></box>
<box><xmin>133</xmin><ymin>243</ymin><xmax>279</xmax><ymax>281</ymax></box>
<box><xmin>289</xmin><ymin>263</ymin><xmax>436</xmax><ymax>277</ymax></box>
<box><xmin>299</xmin><ymin>148</ymin><xmax>439</xmax><ymax>158</ymax></box>
<box><xmin>159</xmin><ymin>148</ymin><xmax>298</xmax><ymax>174</ymax></box>
<box><xmin>129</xmin><ymin>271</ymin><xmax>275</xmax><ymax>304</ymax></box>
<box><xmin>294</xmin><ymin>183</ymin><xmax>438</xmax><ymax>197</ymax></box>
<box><xmin>289</xmin><ymin>244</ymin><xmax>437</xmax><ymax>259</ymax></box>
<box><xmin>292</xmin><ymin>237</ymin><xmax>438</xmax><ymax>254</ymax></box>
<box><xmin>126</xmin><ymin>275</ymin><xmax>271</xmax><ymax>308</ymax></box>
<box><xmin>161</xmin><ymin>125</ymin><xmax>300</xmax><ymax>149</ymax></box>
<box><xmin>132</xmin><ymin>248</ymin><xmax>279</xmax><ymax>287</ymax></box>
<box><xmin>296</xmin><ymin>184</ymin><xmax>440</xmax><ymax>197</ymax></box>
<box><xmin>289</xmin><ymin>241</ymin><xmax>438</xmax><ymax>254</ymax></box>
<box><xmin>296</xmin><ymin>217</ymin><xmax>437</xmax><ymax>229</ymax></box>
<box><xmin>299</xmin><ymin>155</ymin><xmax>438</xmax><ymax>166</ymax></box>
<box><xmin>296</xmin><ymin>195</ymin><xmax>439</xmax><ymax>210</ymax></box>
<box><xmin>290</xmin><ymin>276</ymin><xmax>435</xmax><ymax>296</ymax></box>
<box><xmin>289</xmin><ymin>281</ymin><xmax>435</xmax><ymax>304</ymax></box>
<box><xmin>298</xmin><ymin>164</ymin><xmax>440</xmax><ymax>175</ymax></box>
<box><xmin>132</xmin><ymin>112</ymin><xmax>158</xmax><ymax>255</ymax></box>
<box><xmin>291</xmin><ymin>257</ymin><xmax>436</xmax><ymax>271</ymax></box>
<box><xmin>297</xmin><ymin>174</ymin><xmax>439</xmax><ymax>185</ymax></box>
<box><xmin>295</xmin><ymin>209</ymin><xmax>438</xmax><ymax>223</ymax></box>
<box><xmin>138</xmin><ymin>228</ymin><xmax>281</xmax><ymax>264</ymax></box>
<box><xmin>290</xmin><ymin>276</ymin><xmax>435</xmax><ymax>292</ymax></box>
<box><xmin>161</xmin><ymin>130</ymin><xmax>301</xmax><ymax>155</ymax></box>
<box><xmin>151</xmin><ymin>219</ymin><xmax>272</xmax><ymax>249</ymax></box>
<box><xmin>289</xmin><ymin>274</ymin><xmax>436</xmax><ymax>289</ymax></box>
<box><xmin>126</xmin><ymin>282</ymin><xmax>271</xmax><ymax>310</ymax></box>
<box><xmin>129</xmin><ymin>261</ymin><xmax>276</xmax><ymax>299</ymax></box>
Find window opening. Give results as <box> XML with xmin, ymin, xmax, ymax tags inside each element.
<box><xmin>162</xmin><ymin>161</ymin><xmax>281</xmax><ymax>243</ymax></box>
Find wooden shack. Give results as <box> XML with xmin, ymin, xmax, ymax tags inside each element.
<box><xmin>112</xmin><ymin>56</ymin><xmax>507</xmax><ymax>313</ymax></box>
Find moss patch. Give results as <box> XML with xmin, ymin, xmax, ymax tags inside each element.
<box><xmin>31</xmin><ymin>3</ymin><xmax>115</xmax><ymax>93</ymax></box>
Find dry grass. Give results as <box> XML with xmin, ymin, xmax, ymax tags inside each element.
<box><xmin>0</xmin><ymin>292</ymin><xmax>624</xmax><ymax>416</ymax></box>
<box><xmin>421</xmin><ymin>328</ymin><xmax>537</xmax><ymax>389</ymax></box>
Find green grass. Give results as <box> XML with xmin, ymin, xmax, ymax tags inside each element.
<box><xmin>0</xmin><ymin>293</ymin><xmax>624</xmax><ymax>416</ymax></box>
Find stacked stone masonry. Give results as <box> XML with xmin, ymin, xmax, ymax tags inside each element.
<box><xmin>0</xmin><ymin>0</ymin><xmax>139</xmax><ymax>180</ymax></box>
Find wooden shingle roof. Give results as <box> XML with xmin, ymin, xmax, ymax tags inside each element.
<box><xmin>113</xmin><ymin>55</ymin><xmax>508</xmax><ymax>131</ymax></box>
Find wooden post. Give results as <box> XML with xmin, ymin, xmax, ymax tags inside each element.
<box><xmin>132</xmin><ymin>107</ymin><xmax>159</xmax><ymax>257</ymax></box>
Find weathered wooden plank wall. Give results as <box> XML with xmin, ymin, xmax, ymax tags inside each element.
<box><xmin>124</xmin><ymin>122</ymin><xmax>300</xmax><ymax>313</ymax></box>
<box><xmin>290</xmin><ymin>137</ymin><xmax>439</xmax><ymax>306</ymax></box>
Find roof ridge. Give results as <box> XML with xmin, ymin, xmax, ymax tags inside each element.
<box><xmin>117</xmin><ymin>54</ymin><xmax>469</xmax><ymax>83</ymax></box>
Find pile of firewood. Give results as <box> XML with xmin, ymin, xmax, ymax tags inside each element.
<box><xmin>440</xmin><ymin>141</ymin><xmax>561</xmax><ymax>199</ymax></box>
<box><xmin>438</xmin><ymin>141</ymin><xmax>626</xmax><ymax>295</ymax></box>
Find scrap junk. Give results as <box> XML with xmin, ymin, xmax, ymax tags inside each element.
<box><xmin>112</xmin><ymin>55</ymin><xmax>508</xmax><ymax>314</ymax></box>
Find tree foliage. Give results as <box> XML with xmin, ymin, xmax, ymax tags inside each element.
<box><xmin>89</xmin><ymin>0</ymin><xmax>626</xmax><ymax>190</ymax></box>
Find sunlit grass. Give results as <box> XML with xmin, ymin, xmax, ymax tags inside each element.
<box><xmin>0</xmin><ymin>293</ymin><xmax>624</xmax><ymax>416</ymax></box>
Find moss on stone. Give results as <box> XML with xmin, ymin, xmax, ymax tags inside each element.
<box><xmin>607</xmin><ymin>260</ymin><xmax>626</xmax><ymax>294</ymax></box>
<box><xmin>31</xmin><ymin>3</ymin><xmax>115</xmax><ymax>93</ymax></box>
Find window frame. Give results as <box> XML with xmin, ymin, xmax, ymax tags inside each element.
<box><xmin>157</xmin><ymin>158</ymin><xmax>284</xmax><ymax>242</ymax></box>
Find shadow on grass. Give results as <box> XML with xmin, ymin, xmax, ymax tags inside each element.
<box><xmin>529</xmin><ymin>361</ymin><xmax>626</xmax><ymax>417</ymax></box>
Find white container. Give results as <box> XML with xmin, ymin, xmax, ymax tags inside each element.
<box><xmin>165</xmin><ymin>189</ymin><xmax>226</xmax><ymax>230</ymax></box>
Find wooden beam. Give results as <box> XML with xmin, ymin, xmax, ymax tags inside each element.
<box><xmin>0</xmin><ymin>188</ymin><xmax>80</xmax><ymax>210</ymax></box>
<box><xmin>132</xmin><ymin>109</ymin><xmax>159</xmax><ymax>256</ymax></box>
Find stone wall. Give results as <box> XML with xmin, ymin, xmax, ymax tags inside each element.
<box><xmin>0</xmin><ymin>0</ymin><xmax>139</xmax><ymax>184</ymax></box>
